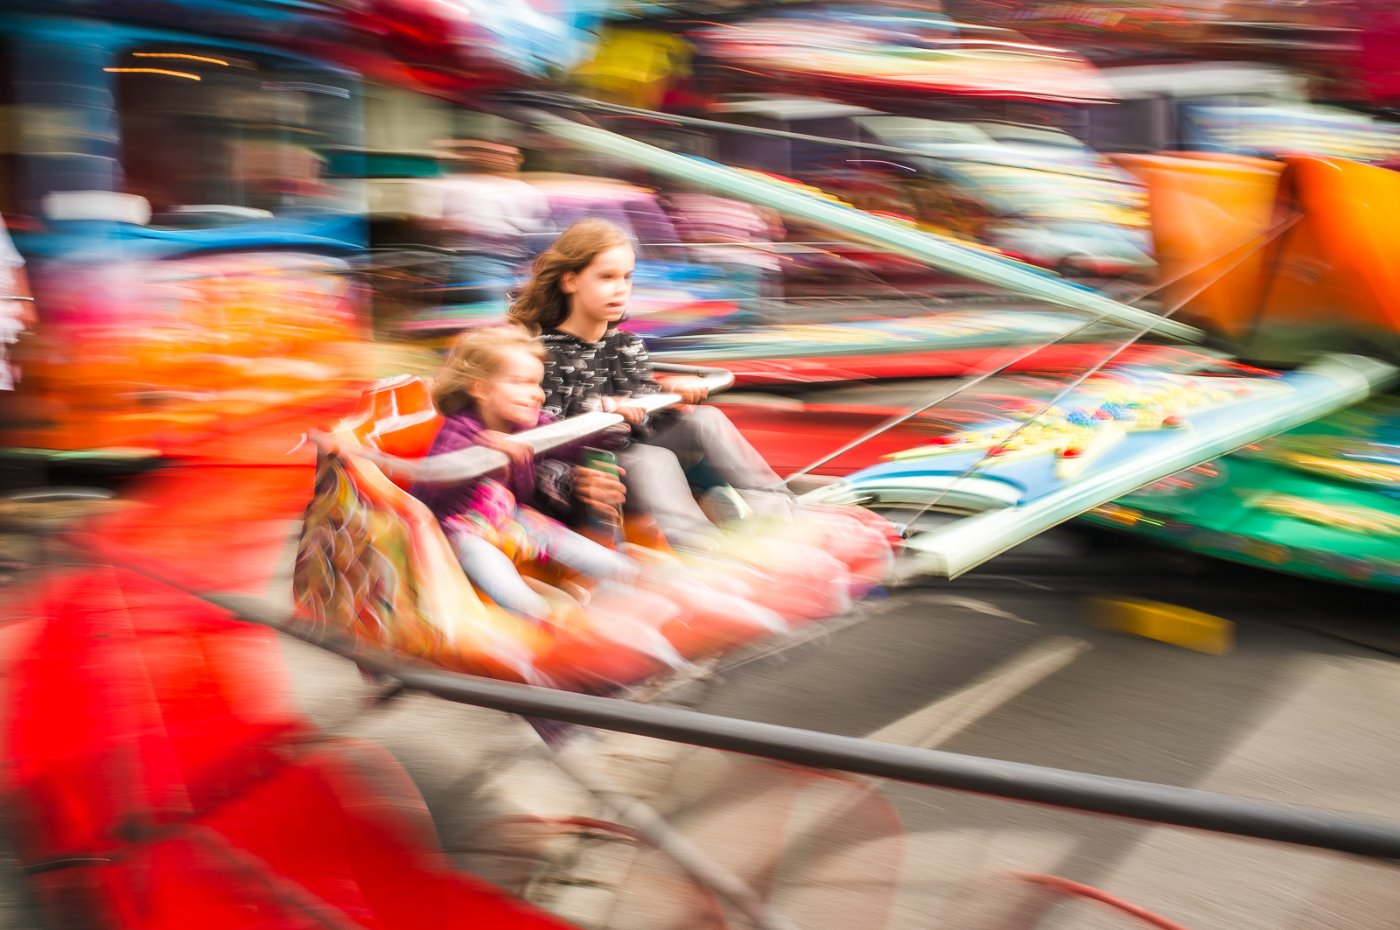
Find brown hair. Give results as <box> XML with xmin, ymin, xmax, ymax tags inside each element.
<box><xmin>431</xmin><ymin>325</ymin><xmax>546</xmax><ymax>416</ymax></box>
<box><xmin>508</xmin><ymin>218</ymin><xmax>630</xmax><ymax>334</ymax></box>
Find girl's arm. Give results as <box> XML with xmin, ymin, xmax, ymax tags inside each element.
<box><xmin>532</xmin><ymin>409</ymin><xmax>583</xmax><ymax>520</ymax></box>
<box><xmin>597</xmin><ymin>332</ymin><xmax>661</xmax><ymax>425</ymax></box>
<box><xmin>533</xmin><ymin>411</ymin><xmax>628</xmax><ymax>521</ymax></box>
<box><xmin>409</xmin><ymin>414</ymin><xmax>484</xmax><ymax>520</ymax></box>
<box><xmin>624</xmin><ymin>332</ymin><xmax>710</xmax><ymax>404</ymax></box>
<box><xmin>536</xmin><ymin>459</ymin><xmax>626</xmax><ymax>523</ymax></box>
<box><xmin>535</xmin><ymin>457</ymin><xmax>580</xmax><ymax>522</ymax></box>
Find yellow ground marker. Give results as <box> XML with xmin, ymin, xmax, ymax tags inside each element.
<box><xmin>1089</xmin><ymin>596</ymin><xmax>1235</xmax><ymax>655</ymax></box>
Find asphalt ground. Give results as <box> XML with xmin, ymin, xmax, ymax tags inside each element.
<box><xmin>625</xmin><ymin>528</ymin><xmax>1400</xmax><ymax>930</ymax></box>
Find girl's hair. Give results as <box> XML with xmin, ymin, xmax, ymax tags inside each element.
<box><xmin>432</xmin><ymin>325</ymin><xmax>545</xmax><ymax>416</ymax></box>
<box><xmin>508</xmin><ymin>218</ymin><xmax>630</xmax><ymax>334</ymax></box>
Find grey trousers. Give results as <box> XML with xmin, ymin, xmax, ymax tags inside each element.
<box><xmin>618</xmin><ymin>405</ymin><xmax>791</xmax><ymax>546</ymax></box>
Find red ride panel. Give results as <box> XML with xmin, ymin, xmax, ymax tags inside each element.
<box><xmin>200</xmin><ymin>741</ymin><xmax>577</xmax><ymax>930</ymax></box>
<box><xmin>3</xmin><ymin>568</ymin><xmax>580</xmax><ymax>929</ymax></box>
<box><xmin>716</xmin><ymin>403</ymin><xmax>940</xmax><ymax>477</ymax></box>
<box><xmin>699</xmin><ymin>343</ymin><xmax>1212</xmax><ymax>388</ymax></box>
<box><xmin>2</xmin><ymin>568</ymin><xmax>305</xmax><ymax>863</ymax></box>
<box><xmin>75</xmin><ymin>464</ymin><xmax>316</xmax><ymax>595</ymax></box>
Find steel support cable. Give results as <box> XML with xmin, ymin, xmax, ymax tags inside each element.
<box><xmin>783</xmin><ymin>212</ymin><xmax>1299</xmax><ymax>482</ymax></box>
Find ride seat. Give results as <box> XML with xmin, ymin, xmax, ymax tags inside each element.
<box><xmin>343</xmin><ymin>375</ymin><xmax>443</xmax><ymax>459</ymax></box>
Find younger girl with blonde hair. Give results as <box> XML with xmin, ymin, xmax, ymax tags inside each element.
<box><xmin>413</xmin><ymin>325</ymin><xmax>635</xmax><ymax>619</ymax></box>
<box><xmin>511</xmin><ymin>219</ymin><xmax>794</xmax><ymax>547</ymax></box>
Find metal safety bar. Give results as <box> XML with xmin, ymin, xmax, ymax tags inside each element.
<box><xmin>199</xmin><ymin>591</ymin><xmax>1400</xmax><ymax>863</ymax></box>
<box><xmin>323</xmin><ymin>363</ymin><xmax>734</xmax><ymax>487</ymax></box>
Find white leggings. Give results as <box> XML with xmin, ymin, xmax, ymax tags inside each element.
<box><xmin>448</xmin><ymin>515</ymin><xmax>637</xmax><ymax>619</ymax></box>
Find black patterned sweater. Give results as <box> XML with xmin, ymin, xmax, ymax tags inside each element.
<box><xmin>539</xmin><ymin>328</ymin><xmax>674</xmax><ymax>441</ymax></box>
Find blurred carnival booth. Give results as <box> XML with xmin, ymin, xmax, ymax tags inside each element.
<box><xmin>0</xmin><ymin>10</ymin><xmax>371</xmax><ymax>468</ymax></box>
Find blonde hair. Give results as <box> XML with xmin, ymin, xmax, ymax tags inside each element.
<box><xmin>508</xmin><ymin>218</ymin><xmax>630</xmax><ymax>334</ymax></box>
<box><xmin>432</xmin><ymin>325</ymin><xmax>546</xmax><ymax>416</ymax></box>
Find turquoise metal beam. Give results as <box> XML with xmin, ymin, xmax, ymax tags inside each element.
<box><xmin>520</xmin><ymin>109</ymin><xmax>1204</xmax><ymax>343</ymax></box>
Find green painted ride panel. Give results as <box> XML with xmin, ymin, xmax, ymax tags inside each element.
<box><xmin>1086</xmin><ymin>398</ymin><xmax>1400</xmax><ymax>591</ymax></box>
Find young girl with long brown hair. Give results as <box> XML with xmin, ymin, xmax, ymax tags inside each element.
<box><xmin>412</xmin><ymin>325</ymin><xmax>636</xmax><ymax>619</ymax></box>
<box><xmin>509</xmin><ymin>218</ymin><xmax>793</xmax><ymax>547</ymax></box>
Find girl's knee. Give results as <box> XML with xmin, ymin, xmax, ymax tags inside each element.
<box><xmin>606</xmin><ymin>551</ymin><xmax>642</xmax><ymax>583</ymax></box>
<box><xmin>619</xmin><ymin>443</ymin><xmax>657</xmax><ymax>464</ymax></box>
<box><xmin>687</xmin><ymin>404</ymin><xmax>725</xmax><ymax>426</ymax></box>
<box><xmin>622</xmin><ymin>442</ymin><xmax>686</xmax><ymax>474</ymax></box>
<box><xmin>683</xmin><ymin>403</ymin><xmax>741</xmax><ymax>444</ymax></box>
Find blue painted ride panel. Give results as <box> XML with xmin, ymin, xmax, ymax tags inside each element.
<box><xmin>845</xmin><ymin>368</ymin><xmax>1326</xmax><ymax>506</ymax></box>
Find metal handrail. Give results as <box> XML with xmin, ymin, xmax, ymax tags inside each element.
<box><xmin>325</xmin><ymin>363</ymin><xmax>734</xmax><ymax>487</ymax></box>
<box><xmin>195</xmin><ymin>590</ymin><xmax>1400</xmax><ymax>864</ymax></box>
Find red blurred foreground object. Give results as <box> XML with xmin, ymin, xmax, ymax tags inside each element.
<box><xmin>0</xmin><ymin>567</ymin><xmax>578</xmax><ymax>929</ymax></box>
<box><xmin>77</xmin><ymin>464</ymin><xmax>318</xmax><ymax>596</ymax></box>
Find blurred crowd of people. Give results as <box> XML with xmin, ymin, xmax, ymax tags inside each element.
<box><xmin>0</xmin><ymin>216</ymin><xmax>32</xmax><ymax>392</ymax></box>
<box><xmin>399</xmin><ymin>136</ymin><xmax>789</xmax><ymax>320</ymax></box>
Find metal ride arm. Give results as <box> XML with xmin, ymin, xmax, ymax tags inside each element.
<box><xmin>50</xmin><ymin>495</ymin><xmax>1400</xmax><ymax>870</ymax></box>
<box><xmin>865</xmin><ymin>354</ymin><xmax>1398</xmax><ymax>579</ymax></box>
<box><xmin>498</xmin><ymin>102</ymin><xmax>1204</xmax><ymax>344</ymax></box>
<box><xmin>521</xmin><ymin>91</ymin><xmax>1130</xmax><ymax>186</ymax></box>
<box><xmin>330</xmin><ymin>364</ymin><xmax>735</xmax><ymax>486</ymax></box>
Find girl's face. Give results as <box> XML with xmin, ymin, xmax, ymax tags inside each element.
<box><xmin>469</xmin><ymin>347</ymin><xmax>546</xmax><ymax>429</ymax></box>
<box><xmin>561</xmin><ymin>245</ymin><xmax>634</xmax><ymax>326</ymax></box>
